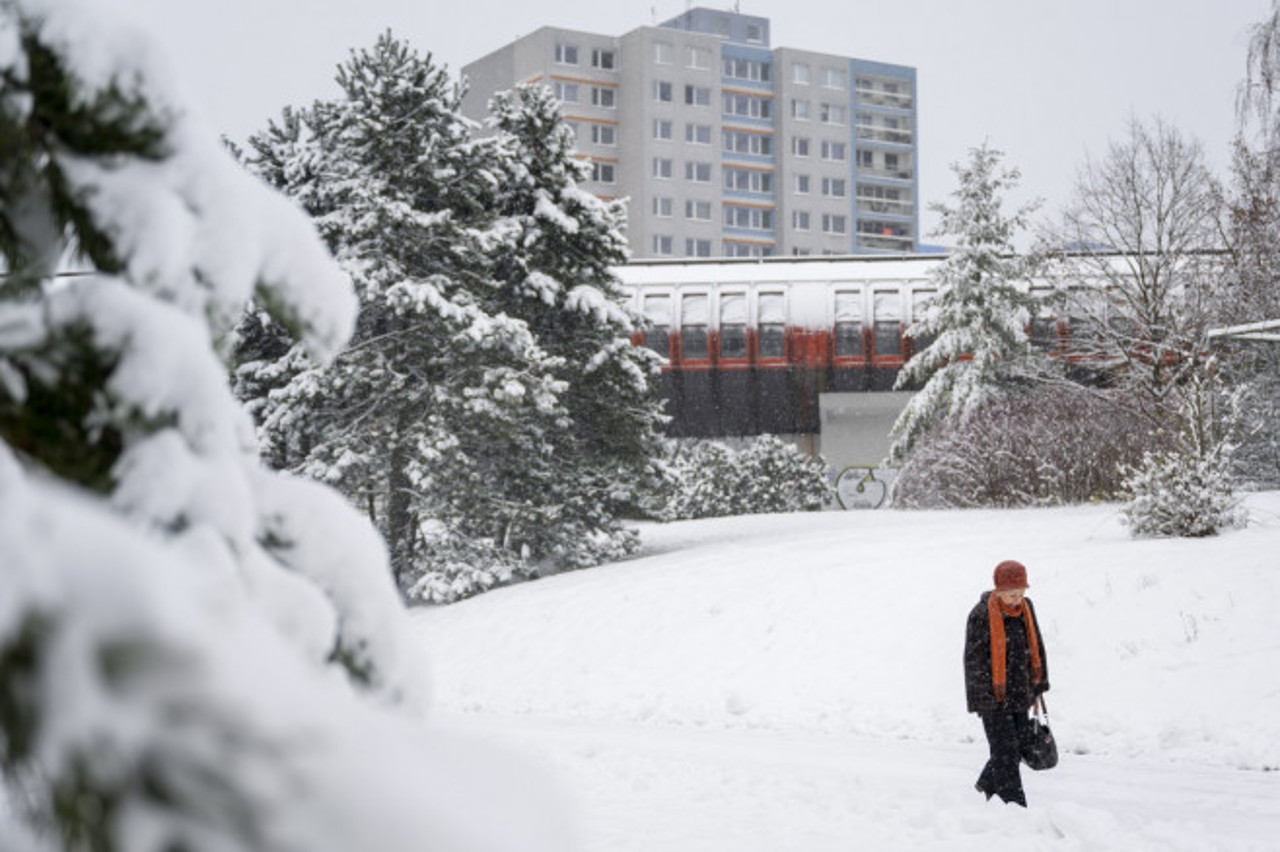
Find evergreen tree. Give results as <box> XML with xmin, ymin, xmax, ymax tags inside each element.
<box><xmin>0</xmin><ymin>5</ymin><xmax>562</xmax><ymax>849</ymax></box>
<box><xmin>887</xmin><ymin>144</ymin><xmax>1044</xmax><ymax>465</ymax></box>
<box><xmin>483</xmin><ymin>84</ymin><xmax>668</xmax><ymax>567</ymax></box>
<box><xmin>234</xmin><ymin>38</ymin><xmax>663</xmax><ymax>602</ymax></box>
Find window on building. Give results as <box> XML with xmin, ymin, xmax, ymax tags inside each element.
<box><xmin>822</xmin><ymin>213</ymin><xmax>847</xmax><ymax>234</ymax></box>
<box><xmin>591</xmin><ymin>124</ymin><xmax>616</xmax><ymax>146</ymax></box>
<box><xmin>653</xmin><ymin>80</ymin><xmax>672</xmax><ymax>102</ymax></box>
<box><xmin>722</xmin><ymin>92</ymin><xmax>772</xmax><ymax>119</ymax></box>
<box><xmin>592</xmin><ymin>87</ymin><xmax>616</xmax><ymax>108</ymax></box>
<box><xmin>654</xmin><ymin>41</ymin><xmax>673</xmax><ymax>64</ymax></box>
<box><xmin>758</xmin><ymin>292</ymin><xmax>786</xmax><ymax>358</ymax></box>
<box><xmin>795</xmin><ymin>173</ymin><xmax>811</xmax><ymax>193</ymax></box>
<box><xmin>834</xmin><ymin>291</ymin><xmax>863</xmax><ymax>357</ymax></box>
<box><xmin>791</xmin><ymin>99</ymin><xmax>810</xmax><ymax>121</ymax></box>
<box><xmin>555</xmin><ymin>43</ymin><xmax>579</xmax><ymax>65</ymax></box>
<box><xmin>821</xmin><ymin>177</ymin><xmax>846</xmax><ymax>197</ymax></box>
<box><xmin>590</xmin><ymin>161</ymin><xmax>615</xmax><ymax>183</ymax></box>
<box><xmin>722</xmin><ymin>130</ymin><xmax>773</xmax><ymax>157</ymax></box>
<box><xmin>653</xmin><ymin>119</ymin><xmax>673</xmax><ymax>140</ymax></box>
<box><xmin>685</xmin><ymin>85</ymin><xmax>711</xmax><ymax>107</ymax></box>
<box><xmin>857</xmin><ymin>149</ymin><xmax>874</xmax><ymax>168</ymax></box>
<box><xmin>746</xmin><ymin>23</ymin><xmax>763</xmax><ymax>43</ymax></box>
<box><xmin>821</xmin><ymin>140</ymin><xmax>847</xmax><ymax>161</ymax></box>
<box><xmin>685</xmin><ymin>238</ymin><xmax>712</xmax><ymax>257</ymax></box>
<box><xmin>685</xmin><ymin>199</ymin><xmax>712</xmax><ymax>220</ymax></box>
<box><xmin>792</xmin><ymin>62</ymin><xmax>810</xmax><ymax>85</ymax></box>
<box><xmin>652</xmin><ymin>196</ymin><xmax>673</xmax><ymax>217</ymax></box>
<box><xmin>723</xmin><ymin>57</ymin><xmax>771</xmax><ymax>82</ymax></box>
<box><xmin>820</xmin><ymin>103</ymin><xmax>845</xmax><ymax>125</ymax></box>
<box><xmin>653</xmin><ymin>157</ymin><xmax>673</xmax><ymax>178</ymax></box>
<box><xmin>686</xmin><ymin>45</ymin><xmax>712</xmax><ymax>69</ymax></box>
<box><xmin>724</xmin><ymin>168</ymin><xmax>774</xmax><ymax>193</ymax></box>
<box><xmin>724</xmin><ymin>204</ymin><xmax>775</xmax><ymax>231</ymax></box>
<box><xmin>591</xmin><ymin>48</ymin><xmax>616</xmax><ymax>69</ymax></box>
<box><xmin>553</xmin><ymin>82</ymin><xmax>579</xmax><ymax>103</ymax></box>
<box><xmin>685</xmin><ymin>161</ymin><xmax>712</xmax><ymax>183</ymax></box>
<box><xmin>793</xmin><ymin>210</ymin><xmax>811</xmax><ymax>231</ymax></box>
<box><xmin>686</xmin><ymin>123</ymin><xmax>712</xmax><ymax>145</ymax></box>
<box><xmin>653</xmin><ymin>234</ymin><xmax>674</xmax><ymax>256</ymax></box>
<box><xmin>858</xmin><ymin>184</ymin><xmax>910</xmax><ymax>215</ymax></box>
<box><xmin>792</xmin><ymin>136</ymin><xmax>811</xmax><ymax>157</ymax></box>
<box><xmin>719</xmin><ymin>293</ymin><xmax>748</xmax><ymax>359</ymax></box>
<box><xmin>723</xmin><ymin>241</ymin><xmax>774</xmax><ymax>258</ymax></box>
<box><xmin>885</xmin><ymin>152</ymin><xmax>900</xmax><ymax>171</ymax></box>
<box><xmin>821</xmin><ymin>67</ymin><xmax>846</xmax><ymax>89</ymax></box>
<box><xmin>681</xmin><ymin>293</ymin><xmax>709</xmax><ymax>359</ymax></box>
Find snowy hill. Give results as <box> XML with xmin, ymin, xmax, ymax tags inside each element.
<box><xmin>411</xmin><ymin>494</ymin><xmax>1280</xmax><ymax>851</ymax></box>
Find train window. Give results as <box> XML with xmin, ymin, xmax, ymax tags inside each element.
<box><xmin>719</xmin><ymin>294</ymin><xmax>748</xmax><ymax>360</ymax></box>
<box><xmin>758</xmin><ymin>292</ymin><xmax>787</xmax><ymax>359</ymax></box>
<box><xmin>721</xmin><ymin>326</ymin><xmax>748</xmax><ymax>359</ymax></box>
<box><xmin>834</xmin><ymin>291</ymin><xmax>863</xmax><ymax>357</ymax></box>
<box><xmin>873</xmin><ymin>291</ymin><xmax>902</xmax><ymax>358</ymax></box>
<box><xmin>642</xmin><ymin>294</ymin><xmax>672</xmax><ymax>358</ymax></box>
<box><xmin>908</xmin><ymin>290</ymin><xmax>937</xmax><ymax>353</ymax></box>
<box><xmin>1066</xmin><ymin>315</ymin><xmax>1101</xmax><ymax>356</ymax></box>
<box><xmin>1030</xmin><ymin>316</ymin><xmax>1057</xmax><ymax>351</ymax></box>
<box><xmin>681</xmin><ymin>293</ymin><xmax>710</xmax><ymax>360</ymax></box>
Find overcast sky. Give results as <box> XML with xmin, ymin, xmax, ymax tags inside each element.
<box><xmin>113</xmin><ymin>0</ymin><xmax>1271</xmax><ymax>240</ymax></box>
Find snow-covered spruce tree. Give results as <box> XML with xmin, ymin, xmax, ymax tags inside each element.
<box><xmin>482</xmin><ymin>84</ymin><xmax>668</xmax><ymax>567</ymax></box>
<box><xmin>0</xmin><ymin>4</ymin><xmax>565</xmax><ymax>850</ymax></box>
<box><xmin>887</xmin><ymin>143</ymin><xmax>1045</xmax><ymax>465</ymax></box>
<box><xmin>235</xmin><ymin>37</ymin><xmax>659</xmax><ymax>602</ymax></box>
<box><xmin>237</xmin><ymin>34</ymin><xmax>566</xmax><ymax>603</ymax></box>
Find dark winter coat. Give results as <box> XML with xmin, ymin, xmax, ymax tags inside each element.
<box><xmin>964</xmin><ymin>592</ymin><xmax>1050</xmax><ymax>714</ymax></box>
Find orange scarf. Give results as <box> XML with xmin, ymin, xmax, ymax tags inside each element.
<box><xmin>988</xmin><ymin>593</ymin><xmax>1044</xmax><ymax>703</ymax></box>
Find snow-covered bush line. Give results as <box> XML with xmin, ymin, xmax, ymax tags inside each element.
<box><xmin>651</xmin><ymin>435</ymin><xmax>833</xmax><ymax>520</ymax></box>
<box><xmin>893</xmin><ymin>389</ymin><xmax>1157</xmax><ymax>509</ymax></box>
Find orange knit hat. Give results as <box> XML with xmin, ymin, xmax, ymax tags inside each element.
<box><xmin>993</xmin><ymin>560</ymin><xmax>1029</xmax><ymax>590</ymax></box>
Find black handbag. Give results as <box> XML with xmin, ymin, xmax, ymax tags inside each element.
<box><xmin>1021</xmin><ymin>695</ymin><xmax>1058</xmax><ymax>770</ymax></box>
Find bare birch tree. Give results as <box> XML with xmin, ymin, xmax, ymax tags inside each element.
<box><xmin>1048</xmin><ymin>116</ymin><xmax>1223</xmax><ymax>443</ymax></box>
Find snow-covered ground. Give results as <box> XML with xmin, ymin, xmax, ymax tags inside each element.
<box><xmin>410</xmin><ymin>494</ymin><xmax>1280</xmax><ymax>851</ymax></box>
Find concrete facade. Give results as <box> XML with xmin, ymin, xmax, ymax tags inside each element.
<box><xmin>460</xmin><ymin>8</ymin><xmax>917</xmax><ymax>259</ymax></box>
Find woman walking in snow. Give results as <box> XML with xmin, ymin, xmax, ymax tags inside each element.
<box><xmin>964</xmin><ymin>559</ymin><xmax>1049</xmax><ymax>806</ymax></box>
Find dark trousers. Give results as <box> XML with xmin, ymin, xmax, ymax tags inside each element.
<box><xmin>976</xmin><ymin>711</ymin><xmax>1031</xmax><ymax>806</ymax></box>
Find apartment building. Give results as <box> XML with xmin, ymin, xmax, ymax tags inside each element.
<box><xmin>460</xmin><ymin>8</ymin><xmax>918</xmax><ymax>258</ymax></box>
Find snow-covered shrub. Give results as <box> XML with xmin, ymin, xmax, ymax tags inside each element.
<box><xmin>657</xmin><ymin>435</ymin><xmax>833</xmax><ymax>520</ymax></box>
<box><xmin>1121</xmin><ymin>444</ymin><xmax>1247</xmax><ymax>537</ymax></box>
<box><xmin>894</xmin><ymin>389</ymin><xmax>1157</xmax><ymax>508</ymax></box>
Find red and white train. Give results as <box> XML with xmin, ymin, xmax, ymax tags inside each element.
<box><xmin>616</xmin><ymin>254</ymin><xmax>1069</xmax><ymax>438</ymax></box>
